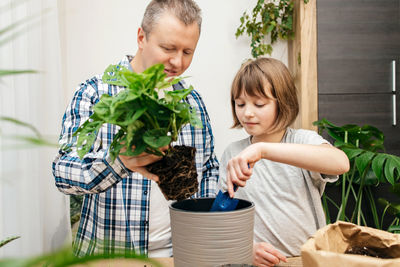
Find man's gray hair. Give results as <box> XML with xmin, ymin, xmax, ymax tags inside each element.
<box><xmin>141</xmin><ymin>0</ymin><xmax>202</xmax><ymax>36</ymax></box>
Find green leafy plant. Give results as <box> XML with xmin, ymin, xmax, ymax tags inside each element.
<box><xmin>236</xmin><ymin>0</ymin><xmax>308</xmax><ymax>58</ymax></box>
<box><xmin>314</xmin><ymin>118</ymin><xmax>400</xmax><ymax>230</ymax></box>
<box><xmin>0</xmin><ymin>246</ymin><xmax>161</xmax><ymax>267</ymax></box>
<box><xmin>74</xmin><ymin>63</ymin><xmax>202</xmax><ymax>200</ymax></box>
<box><xmin>75</xmin><ymin>63</ymin><xmax>202</xmax><ymax>161</ymax></box>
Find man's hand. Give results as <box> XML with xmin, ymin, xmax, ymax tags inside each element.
<box><xmin>252</xmin><ymin>242</ymin><xmax>287</xmax><ymax>267</ymax></box>
<box><xmin>118</xmin><ymin>145</ymin><xmax>168</xmax><ymax>182</ymax></box>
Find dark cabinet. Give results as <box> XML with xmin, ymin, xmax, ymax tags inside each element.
<box><xmin>317</xmin><ymin>0</ymin><xmax>400</xmax><ymax>156</ymax></box>
<box><xmin>317</xmin><ymin>0</ymin><xmax>400</xmax><ymax>228</ymax></box>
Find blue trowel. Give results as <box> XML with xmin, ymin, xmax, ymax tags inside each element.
<box><xmin>210</xmin><ymin>164</ymin><xmax>251</xmax><ymax>212</ymax></box>
<box><xmin>209</xmin><ymin>184</ymin><xmax>239</xmax><ymax>212</ymax></box>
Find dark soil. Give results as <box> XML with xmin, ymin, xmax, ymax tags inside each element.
<box><xmin>345</xmin><ymin>246</ymin><xmax>395</xmax><ymax>259</ymax></box>
<box><xmin>146</xmin><ymin>145</ymin><xmax>198</xmax><ymax>201</ymax></box>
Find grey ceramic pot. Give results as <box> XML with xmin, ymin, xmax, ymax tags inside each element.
<box><xmin>169</xmin><ymin>197</ymin><xmax>255</xmax><ymax>267</ymax></box>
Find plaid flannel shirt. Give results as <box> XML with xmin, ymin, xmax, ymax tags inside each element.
<box><xmin>52</xmin><ymin>56</ymin><xmax>219</xmax><ymax>256</ymax></box>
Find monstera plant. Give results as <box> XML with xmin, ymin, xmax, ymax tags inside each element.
<box><xmin>314</xmin><ymin>118</ymin><xmax>400</xmax><ymax>231</ymax></box>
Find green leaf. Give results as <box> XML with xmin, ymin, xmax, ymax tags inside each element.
<box><xmin>363</xmin><ymin>169</ymin><xmax>379</xmax><ymax>186</ymax></box>
<box><xmin>126</xmin><ymin>120</ymin><xmax>145</xmax><ymax>147</ymax></box>
<box><xmin>109</xmin><ymin>129</ymin><xmax>125</xmax><ymax>162</ymax></box>
<box><xmin>0</xmin><ymin>116</ymin><xmax>41</xmax><ymax>137</ymax></box>
<box><xmin>143</xmin><ymin>128</ymin><xmax>171</xmax><ymax>149</ymax></box>
<box><xmin>142</xmin><ymin>63</ymin><xmax>166</xmax><ymax>91</ymax></box>
<box><xmin>341</xmin><ymin>146</ymin><xmax>363</xmax><ymax>160</ymax></box>
<box><xmin>93</xmin><ymin>94</ymin><xmax>113</xmax><ymax>119</ymax></box>
<box><xmin>383</xmin><ymin>154</ymin><xmax>400</xmax><ymax>185</ymax></box>
<box><xmin>313</xmin><ymin>118</ymin><xmax>339</xmax><ymax>128</ymax></box>
<box><xmin>75</xmin><ymin>118</ymin><xmax>104</xmax><ymax>159</ymax></box>
<box><xmin>189</xmin><ymin>107</ymin><xmax>203</xmax><ymax>129</ymax></box>
<box><xmin>7</xmin><ymin>135</ymin><xmax>58</xmax><ymax>147</ymax></box>
<box><xmin>327</xmin><ymin>128</ymin><xmax>344</xmax><ymax>143</ymax></box>
<box><xmin>371</xmin><ymin>153</ymin><xmax>387</xmax><ymax>182</ymax></box>
<box><xmin>164</xmin><ymin>86</ymin><xmax>193</xmax><ymax>104</ymax></box>
<box><xmin>388</xmin><ymin>225</ymin><xmax>400</xmax><ymax>233</ymax></box>
<box><xmin>156</xmin><ymin>76</ymin><xmax>185</xmax><ymax>90</ymax></box>
<box><xmin>102</xmin><ymin>64</ymin><xmax>130</xmax><ymax>87</ymax></box>
<box><xmin>378</xmin><ymin>198</ymin><xmax>400</xmax><ymax>216</ymax></box>
<box><xmin>0</xmin><ymin>236</ymin><xmax>20</xmax><ymax>248</ymax></box>
<box><xmin>0</xmin><ymin>69</ymin><xmax>36</xmax><ymax>77</ymax></box>
<box><xmin>378</xmin><ymin>197</ymin><xmax>389</xmax><ymax>207</ymax></box>
<box><xmin>355</xmin><ymin>151</ymin><xmax>375</xmax><ymax>176</ymax></box>
<box><xmin>0</xmin><ymin>246</ymin><xmax>161</xmax><ymax>267</ymax></box>
<box><xmin>266</xmin><ymin>24</ymin><xmax>274</xmax><ymax>33</ymax></box>
<box><xmin>124</xmin><ymin>138</ymin><xmax>147</xmax><ymax>157</ymax></box>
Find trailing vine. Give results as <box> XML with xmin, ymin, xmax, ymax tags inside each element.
<box><xmin>236</xmin><ymin>0</ymin><xmax>309</xmax><ymax>58</ymax></box>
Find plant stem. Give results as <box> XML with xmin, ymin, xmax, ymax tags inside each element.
<box><xmin>365</xmin><ymin>186</ymin><xmax>380</xmax><ymax>229</ymax></box>
<box><xmin>324</xmin><ymin>193</ymin><xmax>350</xmax><ymax>221</ymax></box>
<box><xmin>337</xmin><ymin>166</ymin><xmax>356</xmax><ymax>221</ymax></box>
<box><xmin>381</xmin><ymin>204</ymin><xmax>390</xmax><ymax>230</ymax></box>
<box><xmin>143</xmin><ymin>111</ymin><xmax>159</xmax><ymax>129</ymax></box>
<box><xmin>322</xmin><ymin>194</ymin><xmax>331</xmax><ymax>224</ymax></box>
<box><xmin>337</xmin><ymin>130</ymin><xmax>349</xmax><ymax>221</ymax></box>
<box><xmin>171</xmin><ymin>113</ymin><xmax>178</xmax><ymax>141</ymax></box>
<box><xmin>351</xmin><ymin>163</ymin><xmax>371</xmax><ymax>225</ymax></box>
<box><xmin>389</xmin><ymin>218</ymin><xmax>399</xmax><ymax>229</ymax></box>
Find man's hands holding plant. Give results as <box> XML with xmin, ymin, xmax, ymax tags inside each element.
<box><xmin>72</xmin><ymin>63</ymin><xmax>203</xmax><ymax>200</ymax></box>
<box><xmin>118</xmin><ymin>145</ymin><xmax>169</xmax><ymax>182</ymax></box>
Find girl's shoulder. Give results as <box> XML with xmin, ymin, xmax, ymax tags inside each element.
<box><xmin>222</xmin><ymin>136</ymin><xmax>252</xmax><ymax>157</ymax></box>
<box><xmin>284</xmin><ymin>128</ymin><xmax>328</xmax><ymax>145</ymax></box>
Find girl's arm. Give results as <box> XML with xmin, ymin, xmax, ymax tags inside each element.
<box><xmin>226</xmin><ymin>142</ymin><xmax>350</xmax><ymax>197</ymax></box>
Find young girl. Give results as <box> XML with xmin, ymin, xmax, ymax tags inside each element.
<box><xmin>219</xmin><ymin>58</ymin><xmax>349</xmax><ymax>267</ymax></box>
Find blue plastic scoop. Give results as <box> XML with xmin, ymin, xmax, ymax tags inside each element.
<box><xmin>209</xmin><ymin>185</ymin><xmax>238</xmax><ymax>212</ymax></box>
<box><xmin>210</xmin><ymin>164</ymin><xmax>250</xmax><ymax>212</ymax></box>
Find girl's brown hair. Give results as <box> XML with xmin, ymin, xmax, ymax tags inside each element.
<box><xmin>231</xmin><ymin>57</ymin><xmax>299</xmax><ymax>132</ymax></box>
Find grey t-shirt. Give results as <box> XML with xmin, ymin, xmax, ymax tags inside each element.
<box><xmin>218</xmin><ymin>128</ymin><xmax>338</xmax><ymax>256</ymax></box>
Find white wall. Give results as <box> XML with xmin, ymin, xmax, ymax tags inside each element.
<box><xmin>59</xmin><ymin>0</ymin><xmax>288</xmax><ymax>159</ymax></box>
<box><xmin>1</xmin><ymin>0</ymin><xmax>71</xmax><ymax>257</ymax></box>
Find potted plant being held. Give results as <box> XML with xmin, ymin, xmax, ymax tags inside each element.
<box><xmin>73</xmin><ymin>63</ymin><xmax>202</xmax><ymax>200</ymax></box>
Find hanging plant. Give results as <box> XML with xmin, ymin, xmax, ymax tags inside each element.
<box><xmin>236</xmin><ymin>0</ymin><xmax>308</xmax><ymax>58</ymax></box>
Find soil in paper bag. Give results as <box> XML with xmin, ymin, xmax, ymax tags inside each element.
<box><xmin>345</xmin><ymin>246</ymin><xmax>395</xmax><ymax>259</ymax></box>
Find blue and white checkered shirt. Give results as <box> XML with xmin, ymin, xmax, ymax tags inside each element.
<box><xmin>52</xmin><ymin>56</ymin><xmax>219</xmax><ymax>256</ymax></box>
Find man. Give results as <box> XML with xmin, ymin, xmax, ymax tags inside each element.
<box><xmin>52</xmin><ymin>0</ymin><xmax>218</xmax><ymax>257</ymax></box>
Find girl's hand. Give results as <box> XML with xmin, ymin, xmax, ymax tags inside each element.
<box><xmin>226</xmin><ymin>143</ymin><xmax>262</xmax><ymax>197</ymax></box>
<box><xmin>252</xmin><ymin>242</ymin><xmax>287</xmax><ymax>267</ymax></box>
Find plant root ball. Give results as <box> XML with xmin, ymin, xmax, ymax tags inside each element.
<box><xmin>146</xmin><ymin>145</ymin><xmax>198</xmax><ymax>200</ymax></box>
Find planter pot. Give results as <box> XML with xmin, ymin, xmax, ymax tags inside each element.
<box><xmin>169</xmin><ymin>197</ymin><xmax>255</xmax><ymax>267</ymax></box>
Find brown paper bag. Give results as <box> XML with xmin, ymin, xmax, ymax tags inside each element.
<box><xmin>301</xmin><ymin>221</ymin><xmax>400</xmax><ymax>267</ymax></box>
